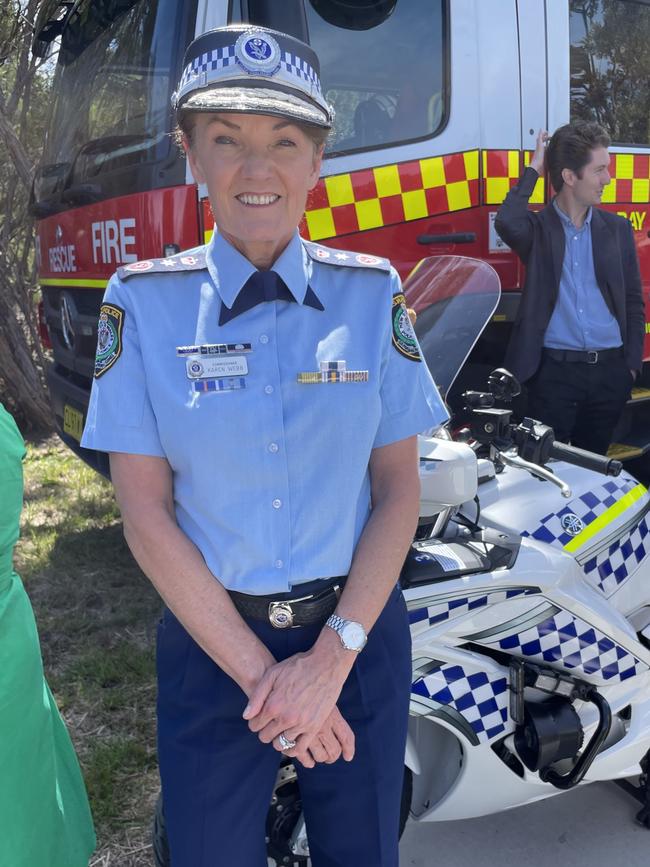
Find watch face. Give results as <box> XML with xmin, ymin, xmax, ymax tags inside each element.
<box><xmin>341</xmin><ymin>621</ymin><xmax>367</xmax><ymax>651</ymax></box>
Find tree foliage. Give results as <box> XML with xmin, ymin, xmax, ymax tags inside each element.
<box><xmin>0</xmin><ymin>0</ymin><xmax>53</xmax><ymax>431</ymax></box>
<box><xmin>570</xmin><ymin>0</ymin><xmax>650</xmax><ymax>144</ymax></box>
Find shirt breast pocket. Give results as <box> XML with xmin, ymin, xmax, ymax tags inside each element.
<box><xmin>299</xmin><ymin>375</ymin><xmax>380</xmax><ymax>435</ymax></box>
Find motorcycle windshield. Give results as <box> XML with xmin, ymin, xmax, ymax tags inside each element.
<box><xmin>403</xmin><ymin>256</ymin><xmax>501</xmax><ymax>399</ymax></box>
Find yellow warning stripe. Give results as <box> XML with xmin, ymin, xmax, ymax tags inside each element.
<box><xmin>40</xmin><ymin>277</ymin><xmax>108</xmax><ymax>288</ymax></box>
<box><xmin>563</xmin><ymin>483</ymin><xmax>647</xmax><ymax>553</ymax></box>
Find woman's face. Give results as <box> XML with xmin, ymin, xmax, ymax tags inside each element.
<box><xmin>184</xmin><ymin>112</ymin><xmax>323</xmax><ymax>268</ymax></box>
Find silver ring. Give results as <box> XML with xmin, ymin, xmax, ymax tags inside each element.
<box><xmin>278</xmin><ymin>732</ymin><xmax>297</xmax><ymax>751</ymax></box>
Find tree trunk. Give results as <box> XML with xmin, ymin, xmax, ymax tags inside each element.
<box><xmin>0</xmin><ymin>1</ymin><xmax>55</xmax><ymax>432</ymax></box>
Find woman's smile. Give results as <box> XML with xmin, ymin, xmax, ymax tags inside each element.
<box><xmin>235</xmin><ymin>193</ymin><xmax>281</xmax><ymax>206</ymax></box>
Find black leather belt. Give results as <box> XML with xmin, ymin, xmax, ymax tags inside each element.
<box><xmin>543</xmin><ymin>346</ymin><xmax>623</xmax><ymax>364</ymax></box>
<box><xmin>229</xmin><ymin>576</ymin><xmax>346</xmax><ymax>628</ymax></box>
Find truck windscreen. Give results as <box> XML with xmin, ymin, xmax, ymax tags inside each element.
<box><xmin>34</xmin><ymin>0</ymin><xmax>193</xmax><ymax>210</ymax></box>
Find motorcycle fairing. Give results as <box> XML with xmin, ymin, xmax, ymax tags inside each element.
<box><xmin>470</xmin><ymin>606</ymin><xmax>647</xmax><ymax>683</ymax></box>
<box><xmin>480</xmin><ymin>468</ymin><xmax>650</xmax><ymax>603</ymax></box>
<box><xmin>408</xmin><ymin>585</ymin><xmax>539</xmax><ymax>637</ymax></box>
<box><xmin>523</xmin><ymin>476</ymin><xmax>641</xmax><ymax>548</ymax></box>
<box><xmin>522</xmin><ymin>477</ymin><xmax>650</xmax><ymax>600</ymax></box>
<box><xmin>582</xmin><ymin>508</ymin><xmax>650</xmax><ymax>597</ymax></box>
<box><xmin>412</xmin><ymin>662</ymin><xmax>510</xmax><ymax>744</ymax></box>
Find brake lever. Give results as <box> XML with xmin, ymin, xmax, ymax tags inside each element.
<box><xmin>496</xmin><ymin>448</ymin><xmax>572</xmax><ymax>499</ymax></box>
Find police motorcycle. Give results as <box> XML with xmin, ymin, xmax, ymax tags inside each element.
<box><xmin>154</xmin><ymin>256</ymin><xmax>650</xmax><ymax>867</ymax></box>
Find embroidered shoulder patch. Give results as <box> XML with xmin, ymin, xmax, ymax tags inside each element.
<box><xmin>94</xmin><ymin>303</ymin><xmax>125</xmax><ymax>378</ymax></box>
<box><xmin>391</xmin><ymin>293</ymin><xmax>421</xmax><ymax>361</ymax></box>
<box><xmin>302</xmin><ymin>240</ymin><xmax>391</xmax><ymax>272</ymax></box>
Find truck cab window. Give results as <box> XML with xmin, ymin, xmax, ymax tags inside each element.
<box><xmin>570</xmin><ymin>0</ymin><xmax>650</xmax><ymax>146</ymax></box>
<box><xmin>306</xmin><ymin>0</ymin><xmax>447</xmax><ymax>155</ymax></box>
<box><xmin>35</xmin><ymin>0</ymin><xmax>194</xmax><ymax>207</ymax></box>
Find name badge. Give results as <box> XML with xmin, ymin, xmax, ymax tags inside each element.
<box><xmin>186</xmin><ymin>355</ymin><xmax>248</xmax><ymax>380</ymax></box>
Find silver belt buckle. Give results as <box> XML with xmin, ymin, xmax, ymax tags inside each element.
<box><xmin>269</xmin><ymin>601</ymin><xmax>294</xmax><ymax>628</ymax></box>
<box><xmin>587</xmin><ymin>350</ymin><xmax>598</xmax><ymax>364</ymax></box>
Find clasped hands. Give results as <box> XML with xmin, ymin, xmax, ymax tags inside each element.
<box><xmin>243</xmin><ymin>648</ymin><xmax>355</xmax><ymax>768</ymax></box>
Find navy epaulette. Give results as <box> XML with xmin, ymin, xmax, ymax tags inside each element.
<box><xmin>302</xmin><ymin>240</ymin><xmax>391</xmax><ymax>272</ymax></box>
<box><xmin>117</xmin><ymin>249</ymin><xmax>207</xmax><ymax>280</ymax></box>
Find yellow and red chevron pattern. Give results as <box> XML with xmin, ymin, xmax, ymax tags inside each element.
<box><xmin>303</xmin><ymin>151</ymin><xmax>479</xmax><ymax>241</ymax></box>
<box><xmin>601</xmin><ymin>153</ymin><xmax>650</xmax><ymax>204</ymax></box>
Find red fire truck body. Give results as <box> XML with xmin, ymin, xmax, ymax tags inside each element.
<box><xmin>34</xmin><ymin>0</ymin><xmax>650</xmax><ymax>472</ymax></box>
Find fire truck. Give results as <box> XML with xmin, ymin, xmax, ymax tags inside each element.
<box><xmin>32</xmin><ymin>0</ymin><xmax>650</xmax><ymax>475</ymax></box>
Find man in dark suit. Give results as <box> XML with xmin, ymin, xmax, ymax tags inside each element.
<box><xmin>495</xmin><ymin>121</ymin><xmax>644</xmax><ymax>455</ymax></box>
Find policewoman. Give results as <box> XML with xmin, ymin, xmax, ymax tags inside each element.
<box><xmin>82</xmin><ymin>25</ymin><xmax>446</xmax><ymax>867</ymax></box>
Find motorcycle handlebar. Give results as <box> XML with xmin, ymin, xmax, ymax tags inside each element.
<box><xmin>547</xmin><ymin>441</ymin><xmax>622</xmax><ymax>477</ymax></box>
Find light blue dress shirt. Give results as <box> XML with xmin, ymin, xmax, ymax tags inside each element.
<box><xmin>544</xmin><ymin>200</ymin><xmax>622</xmax><ymax>351</ymax></box>
<box><xmin>82</xmin><ymin>231</ymin><xmax>447</xmax><ymax>594</ymax></box>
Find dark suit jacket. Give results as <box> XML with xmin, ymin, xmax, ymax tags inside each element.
<box><xmin>494</xmin><ymin>167</ymin><xmax>645</xmax><ymax>384</ymax></box>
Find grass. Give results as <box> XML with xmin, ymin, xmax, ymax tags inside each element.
<box><xmin>15</xmin><ymin>435</ymin><xmax>163</xmax><ymax>866</ymax></box>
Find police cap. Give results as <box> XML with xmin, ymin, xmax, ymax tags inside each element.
<box><xmin>172</xmin><ymin>25</ymin><xmax>333</xmax><ymax>129</ymax></box>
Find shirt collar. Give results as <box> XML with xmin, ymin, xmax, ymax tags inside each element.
<box><xmin>553</xmin><ymin>198</ymin><xmax>592</xmax><ymax>229</ymax></box>
<box><xmin>206</xmin><ymin>230</ymin><xmax>315</xmax><ymax>311</ymax></box>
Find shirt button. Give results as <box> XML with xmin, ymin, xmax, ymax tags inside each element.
<box><xmin>264</xmin><ymin>385</ymin><xmax>274</xmax><ymax>394</ymax></box>
<box><xmin>275</xmin><ymin>559</ymin><xmax>284</xmax><ymax>569</ymax></box>
<box><xmin>259</xmin><ymin>334</ymin><xmax>269</xmax><ymax>345</ymax></box>
<box><xmin>272</xmin><ymin>498</ymin><xmax>282</xmax><ymax>509</ymax></box>
<box><xmin>268</xmin><ymin>442</ymin><xmax>279</xmax><ymax>453</ymax></box>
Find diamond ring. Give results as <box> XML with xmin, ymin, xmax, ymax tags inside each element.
<box><xmin>278</xmin><ymin>732</ymin><xmax>297</xmax><ymax>751</ymax></box>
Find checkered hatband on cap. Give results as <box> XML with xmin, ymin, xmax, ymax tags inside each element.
<box><xmin>176</xmin><ymin>46</ymin><xmax>323</xmax><ymax>101</ymax></box>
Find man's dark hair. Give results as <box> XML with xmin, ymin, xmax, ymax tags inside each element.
<box><xmin>545</xmin><ymin>121</ymin><xmax>610</xmax><ymax>192</ymax></box>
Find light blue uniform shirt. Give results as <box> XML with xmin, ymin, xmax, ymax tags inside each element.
<box><xmin>82</xmin><ymin>231</ymin><xmax>447</xmax><ymax>594</ymax></box>
<box><xmin>544</xmin><ymin>200</ymin><xmax>622</xmax><ymax>351</ymax></box>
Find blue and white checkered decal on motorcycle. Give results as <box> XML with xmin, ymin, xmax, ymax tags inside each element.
<box><xmin>412</xmin><ymin>665</ymin><xmax>509</xmax><ymax>741</ymax></box>
<box><xmin>494</xmin><ymin>609</ymin><xmax>646</xmax><ymax>682</ymax></box>
<box><xmin>522</xmin><ymin>477</ymin><xmax>638</xmax><ymax>547</ymax></box>
<box><xmin>409</xmin><ymin>587</ymin><xmax>538</xmax><ymax>630</ymax></box>
<box><xmin>583</xmin><ymin>513</ymin><xmax>650</xmax><ymax>596</ymax></box>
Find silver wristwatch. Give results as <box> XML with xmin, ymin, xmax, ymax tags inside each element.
<box><xmin>325</xmin><ymin>614</ymin><xmax>367</xmax><ymax>652</ymax></box>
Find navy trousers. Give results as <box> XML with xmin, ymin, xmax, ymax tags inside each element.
<box><xmin>527</xmin><ymin>354</ymin><xmax>632</xmax><ymax>454</ymax></box>
<box><xmin>156</xmin><ymin>584</ymin><xmax>412</xmax><ymax>866</ymax></box>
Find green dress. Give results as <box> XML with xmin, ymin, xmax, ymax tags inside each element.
<box><xmin>0</xmin><ymin>405</ymin><xmax>95</xmax><ymax>866</ymax></box>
